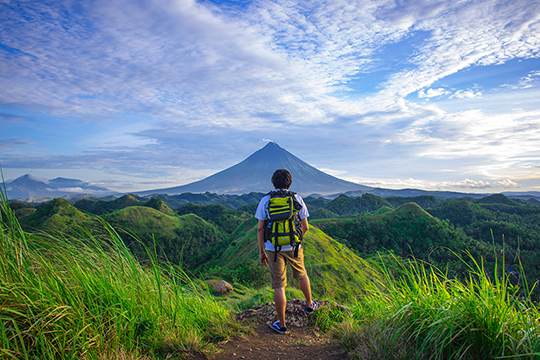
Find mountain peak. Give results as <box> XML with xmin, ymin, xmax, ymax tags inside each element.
<box><xmin>138</xmin><ymin>143</ymin><xmax>369</xmax><ymax>195</ymax></box>
<box><xmin>6</xmin><ymin>175</ymin><xmax>114</xmax><ymax>200</ymax></box>
<box><xmin>256</xmin><ymin>141</ymin><xmax>287</xmax><ymax>156</ymax></box>
<box><xmin>50</xmin><ymin>177</ymin><xmax>80</xmax><ymax>182</ymax></box>
<box><xmin>261</xmin><ymin>141</ymin><xmax>282</xmax><ymax>150</ymax></box>
<box><xmin>11</xmin><ymin>174</ymin><xmax>44</xmax><ymax>184</ymax></box>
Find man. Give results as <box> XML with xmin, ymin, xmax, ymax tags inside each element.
<box><xmin>255</xmin><ymin>169</ymin><xmax>317</xmax><ymax>335</ymax></box>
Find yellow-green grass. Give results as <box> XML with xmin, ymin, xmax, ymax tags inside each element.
<box><xmin>0</xmin><ymin>195</ymin><xmax>234</xmax><ymax>359</ymax></box>
<box><xmin>326</xmin><ymin>254</ymin><xmax>540</xmax><ymax>359</ymax></box>
<box><xmin>207</xmin><ymin>219</ymin><xmax>376</xmax><ymax>302</ymax></box>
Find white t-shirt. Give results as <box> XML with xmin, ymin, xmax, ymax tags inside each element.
<box><xmin>254</xmin><ymin>191</ymin><xmax>309</xmax><ymax>251</ymax></box>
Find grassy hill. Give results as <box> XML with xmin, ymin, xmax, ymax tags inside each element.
<box><xmin>103</xmin><ymin>206</ymin><xmax>226</xmax><ymax>269</ymax></box>
<box><xmin>326</xmin><ymin>193</ymin><xmax>391</xmax><ymax>216</ymax></box>
<box><xmin>144</xmin><ymin>197</ymin><xmax>176</xmax><ymax>216</ymax></box>
<box><xmin>177</xmin><ymin>203</ymin><xmax>251</xmax><ymax>233</ymax></box>
<box><xmin>206</xmin><ymin>219</ymin><xmax>372</xmax><ymax>301</ymax></box>
<box><xmin>74</xmin><ymin>194</ymin><xmax>179</xmax><ymax>216</ymax></box>
<box><xmin>0</xmin><ymin>196</ymin><xmax>233</xmax><ymax>359</ymax></box>
<box><xmin>313</xmin><ymin>203</ymin><xmax>481</xmax><ymax>268</ymax></box>
<box><xmin>19</xmin><ymin>198</ymin><xmax>98</xmax><ymax>233</ymax></box>
<box><xmin>74</xmin><ymin>194</ymin><xmax>144</xmax><ymax>214</ymax></box>
<box><xmin>477</xmin><ymin>193</ymin><xmax>517</xmax><ymax>205</ymax></box>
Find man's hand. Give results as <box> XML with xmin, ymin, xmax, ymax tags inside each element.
<box><xmin>260</xmin><ymin>251</ymin><xmax>269</xmax><ymax>266</ymax></box>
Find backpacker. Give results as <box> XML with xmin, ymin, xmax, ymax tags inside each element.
<box><xmin>263</xmin><ymin>190</ymin><xmax>303</xmax><ymax>261</ymax></box>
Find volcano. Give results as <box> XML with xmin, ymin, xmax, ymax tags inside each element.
<box><xmin>138</xmin><ymin>142</ymin><xmax>369</xmax><ymax>195</ymax></box>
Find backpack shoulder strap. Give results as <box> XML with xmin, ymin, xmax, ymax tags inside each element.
<box><xmin>288</xmin><ymin>192</ymin><xmax>302</xmax><ymax>211</ymax></box>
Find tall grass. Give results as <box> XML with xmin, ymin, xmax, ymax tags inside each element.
<box><xmin>0</xmin><ymin>195</ymin><xmax>234</xmax><ymax>359</ymax></box>
<box><xmin>333</xmin><ymin>254</ymin><xmax>540</xmax><ymax>359</ymax></box>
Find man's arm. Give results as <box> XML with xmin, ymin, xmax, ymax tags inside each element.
<box><xmin>301</xmin><ymin>218</ymin><xmax>309</xmax><ymax>235</ymax></box>
<box><xmin>257</xmin><ymin>220</ymin><xmax>268</xmax><ymax>265</ymax></box>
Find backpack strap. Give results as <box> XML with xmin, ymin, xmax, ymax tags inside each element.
<box><xmin>273</xmin><ymin>220</ymin><xmax>281</xmax><ymax>262</ymax></box>
<box><xmin>293</xmin><ymin>243</ymin><xmax>300</xmax><ymax>258</ymax></box>
<box><xmin>288</xmin><ymin>217</ymin><xmax>295</xmax><ymax>247</ymax></box>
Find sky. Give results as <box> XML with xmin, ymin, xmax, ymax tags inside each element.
<box><xmin>1</xmin><ymin>0</ymin><xmax>539</xmax><ymax>193</ymax></box>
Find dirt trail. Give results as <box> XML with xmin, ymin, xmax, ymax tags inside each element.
<box><xmin>209</xmin><ymin>300</ymin><xmax>348</xmax><ymax>360</ymax></box>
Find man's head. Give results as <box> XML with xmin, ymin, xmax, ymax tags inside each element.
<box><xmin>272</xmin><ymin>169</ymin><xmax>292</xmax><ymax>189</ymax></box>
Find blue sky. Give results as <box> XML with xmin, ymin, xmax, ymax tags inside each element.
<box><xmin>1</xmin><ymin>0</ymin><xmax>539</xmax><ymax>192</ymax></box>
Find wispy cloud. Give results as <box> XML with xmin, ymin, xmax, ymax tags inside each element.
<box><xmin>450</xmin><ymin>89</ymin><xmax>483</xmax><ymax>99</ymax></box>
<box><xmin>1</xmin><ymin>0</ymin><xmax>539</xmax><ymax>191</ymax></box>
<box><xmin>418</xmin><ymin>88</ymin><xmax>449</xmax><ymax>98</ymax></box>
<box><xmin>342</xmin><ymin>176</ymin><xmax>520</xmax><ymax>192</ymax></box>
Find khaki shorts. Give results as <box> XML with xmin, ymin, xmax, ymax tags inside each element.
<box><xmin>266</xmin><ymin>247</ymin><xmax>307</xmax><ymax>289</ymax></box>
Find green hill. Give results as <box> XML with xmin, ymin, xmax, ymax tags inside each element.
<box><xmin>429</xmin><ymin>199</ymin><xmax>489</xmax><ymax>227</ymax></box>
<box><xmin>9</xmin><ymin>200</ymin><xmax>37</xmax><ymax>219</ymax></box>
<box><xmin>177</xmin><ymin>203</ymin><xmax>250</xmax><ymax>233</ymax></box>
<box><xmin>308</xmin><ymin>207</ymin><xmax>340</xmax><ymax>219</ymax></box>
<box><xmin>385</xmin><ymin>195</ymin><xmax>439</xmax><ymax>209</ymax></box>
<box><xmin>153</xmin><ymin>192</ymin><xmax>264</xmax><ymax>209</ymax></box>
<box><xmin>206</xmin><ymin>219</ymin><xmax>371</xmax><ymax>301</ymax></box>
<box><xmin>74</xmin><ymin>194</ymin><xmax>144</xmax><ymax>214</ymax></box>
<box><xmin>326</xmin><ymin>193</ymin><xmax>391</xmax><ymax>216</ymax></box>
<box><xmin>103</xmin><ymin>206</ymin><xmax>226</xmax><ymax>269</ymax></box>
<box><xmin>477</xmin><ymin>193</ymin><xmax>516</xmax><ymax>205</ymax></box>
<box><xmin>20</xmin><ymin>198</ymin><xmax>98</xmax><ymax>233</ymax></box>
<box><xmin>314</xmin><ymin>203</ymin><xmax>473</xmax><ymax>266</ymax></box>
<box><xmin>144</xmin><ymin>197</ymin><xmax>176</xmax><ymax>216</ymax></box>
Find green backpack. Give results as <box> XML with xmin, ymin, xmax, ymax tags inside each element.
<box><xmin>263</xmin><ymin>190</ymin><xmax>303</xmax><ymax>261</ymax></box>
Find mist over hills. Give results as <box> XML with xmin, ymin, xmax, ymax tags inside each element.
<box><xmin>5</xmin><ymin>174</ymin><xmax>114</xmax><ymax>201</ymax></box>
<box><xmin>5</xmin><ymin>143</ymin><xmax>540</xmax><ymax>201</ymax></box>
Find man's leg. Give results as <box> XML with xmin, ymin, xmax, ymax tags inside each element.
<box><xmin>274</xmin><ymin>287</ymin><xmax>287</xmax><ymax>326</ymax></box>
<box><xmin>289</xmin><ymin>248</ymin><xmax>313</xmax><ymax>306</ymax></box>
<box><xmin>267</xmin><ymin>251</ymin><xmax>287</xmax><ymax>327</ymax></box>
<box><xmin>299</xmin><ymin>275</ymin><xmax>312</xmax><ymax>305</ymax></box>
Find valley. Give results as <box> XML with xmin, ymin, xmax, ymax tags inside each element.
<box><xmin>4</xmin><ymin>187</ymin><xmax>539</xmax><ymax>358</ymax></box>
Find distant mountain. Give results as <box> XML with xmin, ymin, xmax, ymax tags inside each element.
<box><xmin>138</xmin><ymin>142</ymin><xmax>370</xmax><ymax>196</ymax></box>
<box><xmin>341</xmin><ymin>187</ymin><xmax>487</xmax><ymax>200</ymax></box>
<box><xmin>343</xmin><ymin>188</ymin><xmax>540</xmax><ymax>201</ymax></box>
<box><xmin>477</xmin><ymin>193</ymin><xmax>516</xmax><ymax>205</ymax></box>
<box><xmin>5</xmin><ymin>174</ymin><xmax>114</xmax><ymax>201</ymax></box>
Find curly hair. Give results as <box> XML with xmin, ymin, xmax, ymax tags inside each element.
<box><xmin>271</xmin><ymin>169</ymin><xmax>292</xmax><ymax>189</ymax></box>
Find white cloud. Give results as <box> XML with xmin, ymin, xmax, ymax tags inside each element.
<box><xmin>2</xmin><ymin>0</ymin><xmax>538</xmax><ymax>127</ymax></box>
<box><xmin>450</xmin><ymin>89</ymin><xmax>483</xmax><ymax>99</ymax></box>
<box><xmin>1</xmin><ymin>0</ymin><xmax>539</xmax><ymax>191</ymax></box>
<box><xmin>318</xmin><ymin>167</ymin><xmax>348</xmax><ymax>177</ymax></box>
<box><xmin>504</xmin><ymin>70</ymin><xmax>540</xmax><ymax>89</ymax></box>
<box><xmin>343</xmin><ymin>176</ymin><xmax>519</xmax><ymax>191</ymax></box>
<box><xmin>418</xmin><ymin>88</ymin><xmax>449</xmax><ymax>98</ymax></box>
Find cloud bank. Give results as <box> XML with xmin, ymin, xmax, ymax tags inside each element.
<box><xmin>1</xmin><ymin>0</ymin><xmax>539</xmax><ymax>192</ymax></box>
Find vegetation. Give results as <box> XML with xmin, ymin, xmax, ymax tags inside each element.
<box><xmin>330</xmin><ymin>255</ymin><xmax>540</xmax><ymax>359</ymax></box>
<box><xmin>104</xmin><ymin>206</ymin><xmax>227</xmax><ymax>269</ymax></box>
<box><xmin>177</xmin><ymin>203</ymin><xmax>250</xmax><ymax>233</ymax></box>
<box><xmin>0</xmin><ymin>195</ymin><xmax>234</xmax><ymax>359</ymax></box>
<box><xmin>205</xmin><ymin>219</ymin><xmax>377</xmax><ymax>302</ymax></box>
<box><xmin>5</xmin><ymin>191</ymin><xmax>540</xmax><ymax>358</ymax></box>
<box><xmin>19</xmin><ymin>198</ymin><xmax>99</xmax><ymax>234</ymax></box>
<box><xmin>326</xmin><ymin>193</ymin><xmax>391</xmax><ymax>216</ymax></box>
<box><xmin>312</xmin><ymin>203</ymin><xmax>482</xmax><ymax>271</ymax></box>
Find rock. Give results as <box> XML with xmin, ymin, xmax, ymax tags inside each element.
<box><xmin>237</xmin><ymin>299</ymin><xmax>328</xmax><ymax>328</ymax></box>
<box><xmin>207</xmin><ymin>279</ymin><xmax>234</xmax><ymax>296</ymax></box>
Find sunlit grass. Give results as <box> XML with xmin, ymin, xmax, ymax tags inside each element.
<box><xmin>0</xmin><ymin>194</ymin><xmax>234</xmax><ymax>359</ymax></box>
<box><xmin>327</xmin><ymin>254</ymin><xmax>540</xmax><ymax>359</ymax></box>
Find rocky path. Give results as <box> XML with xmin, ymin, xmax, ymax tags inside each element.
<box><xmin>209</xmin><ymin>300</ymin><xmax>348</xmax><ymax>360</ymax></box>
